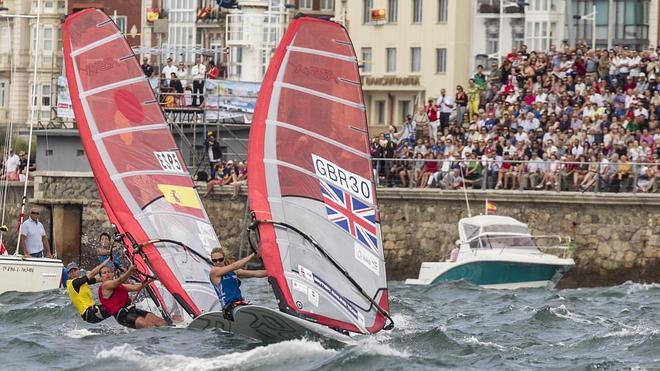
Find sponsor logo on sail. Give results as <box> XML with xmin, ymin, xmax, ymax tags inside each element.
<box><xmin>158</xmin><ymin>184</ymin><xmax>201</xmax><ymax>209</ymax></box>
<box><xmin>85</xmin><ymin>57</ymin><xmax>121</xmax><ymax>76</ymax></box>
<box><xmin>291</xmin><ymin>62</ymin><xmax>335</xmax><ymax>81</ymax></box>
<box><xmin>292</xmin><ymin>279</ymin><xmax>308</xmax><ymax>294</ymax></box>
<box><xmin>308</xmin><ymin>288</ymin><xmax>320</xmax><ymax>307</ymax></box>
<box><xmin>312</xmin><ymin>154</ymin><xmax>373</xmax><ymax>204</ymax></box>
<box><xmin>298</xmin><ymin>265</ymin><xmax>358</xmax><ymax>319</ymax></box>
<box><xmin>355</xmin><ymin>242</ymin><xmax>380</xmax><ymax>275</ymax></box>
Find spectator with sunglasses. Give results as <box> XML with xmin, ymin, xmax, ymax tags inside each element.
<box><xmin>19</xmin><ymin>207</ymin><xmax>52</xmax><ymax>258</ymax></box>
<box><xmin>209</xmin><ymin>248</ymin><xmax>267</xmax><ymax>320</ymax></box>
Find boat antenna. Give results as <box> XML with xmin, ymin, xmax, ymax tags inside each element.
<box><xmin>15</xmin><ymin>0</ymin><xmax>42</xmax><ymax>255</ymax></box>
<box><xmin>459</xmin><ymin>162</ymin><xmax>472</xmax><ymax>217</ymax></box>
<box><xmin>0</xmin><ymin>15</ymin><xmax>17</xmax><ymax>251</ymax></box>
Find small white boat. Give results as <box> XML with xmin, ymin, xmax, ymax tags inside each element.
<box><xmin>406</xmin><ymin>215</ymin><xmax>575</xmax><ymax>289</ymax></box>
<box><xmin>0</xmin><ymin>255</ymin><xmax>63</xmax><ymax>294</ymax></box>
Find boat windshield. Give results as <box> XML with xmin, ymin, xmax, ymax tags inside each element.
<box><xmin>469</xmin><ymin>235</ymin><xmax>537</xmax><ymax>250</ymax></box>
<box><xmin>461</xmin><ymin>223</ymin><xmax>530</xmax><ymax>241</ymax></box>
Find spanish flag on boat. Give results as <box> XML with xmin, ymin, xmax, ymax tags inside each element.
<box><xmin>485</xmin><ymin>200</ymin><xmax>497</xmax><ymax>214</ymax></box>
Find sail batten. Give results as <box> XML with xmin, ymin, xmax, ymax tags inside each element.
<box><xmin>64</xmin><ymin>9</ymin><xmax>221</xmax><ymax>325</ymax></box>
<box><xmin>286</xmin><ymin>46</ymin><xmax>358</xmax><ymax>62</ymax></box>
<box><xmin>249</xmin><ymin>17</ymin><xmax>390</xmax><ymax>334</ymax></box>
<box><xmin>110</xmin><ymin>170</ymin><xmax>190</xmax><ymax>180</ymax></box>
<box><xmin>92</xmin><ymin>124</ymin><xmax>169</xmax><ymax>140</ymax></box>
<box><xmin>273</xmin><ymin>82</ymin><xmax>366</xmax><ymax>109</ymax></box>
<box><xmin>266</xmin><ymin>120</ymin><xmax>370</xmax><ymax>158</ymax></box>
<box><xmin>80</xmin><ymin>76</ymin><xmax>146</xmax><ymax>97</ymax></box>
<box><xmin>70</xmin><ymin>32</ymin><xmax>123</xmax><ymax>56</ymax></box>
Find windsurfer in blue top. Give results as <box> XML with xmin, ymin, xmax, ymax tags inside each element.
<box><xmin>209</xmin><ymin>247</ymin><xmax>267</xmax><ymax>320</ymax></box>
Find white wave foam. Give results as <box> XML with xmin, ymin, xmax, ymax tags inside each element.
<box><xmin>462</xmin><ymin>336</ymin><xmax>507</xmax><ymax>352</ymax></box>
<box><xmin>385</xmin><ymin>313</ymin><xmax>419</xmax><ymax>335</ymax></box>
<box><xmin>39</xmin><ymin>302</ymin><xmax>62</xmax><ymax>309</ymax></box>
<box><xmin>603</xmin><ymin>325</ymin><xmax>660</xmax><ymax>339</ymax></box>
<box><xmin>353</xmin><ymin>336</ymin><xmax>410</xmax><ymax>358</ymax></box>
<box><xmin>96</xmin><ymin>339</ymin><xmax>337</xmax><ymax>371</ymax></box>
<box><xmin>65</xmin><ymin>328</ymin><xmax>99</xmax><ymax>339</ymax></box>
<box><xmin>549</xmin><ymin>304</ymin><xmax>594</xmax><ymax>324</ymax></box>
<box><xmin>625</xmin><ymin>282</ymin><xmax>660</xmax><ymax>295</ymax></box>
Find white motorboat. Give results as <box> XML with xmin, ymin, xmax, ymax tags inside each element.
<box><xmin>0</xmin><ymin>254</ymin><xmax>63</xmax><ymax>294</ymax></box>
<box><xmin>406</xmin><ymin>215</ymin><xmax>575</xmax><ymax>289</ymax></box>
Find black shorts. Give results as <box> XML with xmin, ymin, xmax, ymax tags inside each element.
<box><xmin>82</xmin><ymin>304</ymin><xmax>111</xmax><ymax>324</ymax></box>
<box><xmin>115</xmin><ymin>305</ymin><xmax>151</xmax><ymax>329</ymax></box>
<box><xmin>222</xmin><ymin>299</ymin><xmax>248</xmax><ymax>321</ymax></box>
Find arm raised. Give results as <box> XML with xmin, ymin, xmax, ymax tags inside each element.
<box><xmin>209</xmin><ymin>253</ymin><xmax>256</xmax><ymax>282</ymax></box>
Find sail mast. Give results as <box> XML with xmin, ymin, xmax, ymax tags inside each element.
<box><xmin>15</xmin><ymin>0</ymin><xmax>42</xmax><ymax>256</ymax></box>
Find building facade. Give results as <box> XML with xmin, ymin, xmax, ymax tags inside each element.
<box><xmin>294</xmin><ymin>0</ymin><xmax>335</xmax><ymax>18</ymax></box>
<box><xmin>0</xmin><ymin>0</ymin><xmax>66</xmax><ymax>129</ymax></box>
<box><xmin>67</xmin><ymin>0</ymin><xmax>143</xmax><ymax>47</ymax></box>
<box><xmin>470</xmin><ymin>0</ymin><xmax>565</xmax><ymax>72</ymax></box>
<box><xmin>567</xmin><ymin>0</ymin><xmax>654</xmax><ymax>51</ymax></box>
<box><xmin>224</xmin><ymin>0</ymin><xmax>291</xmax><ymax>82</ymax></box>
<box><xmin>337</xmin><ymin>0</ymin><xmax>471</xmax><ymax>129</ymax></box>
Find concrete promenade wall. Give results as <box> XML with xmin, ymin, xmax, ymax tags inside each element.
<box><xmin>7</xmin><ymin>173</ymin><xmax>658</xmax><ymax>287</ymax></box>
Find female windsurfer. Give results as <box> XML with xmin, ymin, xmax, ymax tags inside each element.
<box><xmin>66</xmin><ymin>257</ymin><xmax>112</xmax><ymax>323</ymax></box>
<box><xmin>98</xmin><ymin>263</ymin><xmax>167</xmax><ymax>329</ymax></box>
<box><xmin>209</xmin><ymin>248</ymin><xmax>267</xmax><ymax>320</ymax></box>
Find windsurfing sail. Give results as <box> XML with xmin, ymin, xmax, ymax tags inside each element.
<box><xmin>62</xmin><ymin>8</ymin><xmax>221</xmax><ymax>324</ymax></box>
<box><xmin>248</xmin><ymin>17</ymin><xmax>392</xmax><ymax>334</ymax></box>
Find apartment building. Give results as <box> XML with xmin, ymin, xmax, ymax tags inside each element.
<box><xmin>0</xmin><ymin>0</ymin><xmax>66</xmax><ymax>128</ymax></box>
<box><xmin>336</xmin><ymin>0</ymin><xmax>471</xmax><ymax>129</ymax></box>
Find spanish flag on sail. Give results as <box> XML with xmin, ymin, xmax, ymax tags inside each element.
<box><xmin>485</xmin><ymin>200</ymin><xmax>497</xmax><ymax>214</ymax></box>
<box><xmin>158</xmin><ymin>184</ymin><xmax>201</xmax><ymax>209</ymax></box>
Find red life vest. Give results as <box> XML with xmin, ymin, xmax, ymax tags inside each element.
<box><xmin>98</xmin><ymin>283</ymin><xmax>130</xmax><ymax>315</ymax></box>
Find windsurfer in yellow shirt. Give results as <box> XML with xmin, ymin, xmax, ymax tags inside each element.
<box><xmin>66</xmin><ymin>257</ymin><xmax>112</xmax><ymax>323</ymax></box>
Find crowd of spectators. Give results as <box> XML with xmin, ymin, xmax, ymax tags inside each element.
<box><xmin>141</xmin><ymin>56</ymin><xmax>220</xmax><ymax>108</ymax></box>
<box><xmin>202</xmin><ymin>159</ymin><xmax>247</xmax><ymax>200</ymax></box>
<box><xmin>371</xmin><ymin>42</ymin><xmax>660</xmax><ymax>193</ymax></box>
<box><xmin>0</xmin><ymin>149</ymin><xmax>36</xmax><ymax>182</ymax></box>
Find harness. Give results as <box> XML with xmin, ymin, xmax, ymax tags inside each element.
<box><xmin>222</xmin><ymin>299</ymin><xmax>248</xmax><ymax>321</ymax></box>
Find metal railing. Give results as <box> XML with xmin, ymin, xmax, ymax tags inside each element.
<box><xmin>370</xmin><ymin>158</ymin><xmax>659</xmax><ymax>194</ymax></box>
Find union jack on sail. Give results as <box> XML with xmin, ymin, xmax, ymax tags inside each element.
<box><xmin>319</xmin><ymin>180</ymin><xmax>378</xmax><ymax>253</ymax></box>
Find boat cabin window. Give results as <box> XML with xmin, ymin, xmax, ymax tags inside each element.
<box><xmin>469</xmin><ymin>235</ymin><xmax>537</xmax><ymax>249</ymax></box>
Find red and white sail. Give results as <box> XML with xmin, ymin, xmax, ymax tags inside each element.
<box><xmin>63</xmin><ymin>9</ymin><xmax>221</xmax><ymax>324</ymax></box>
<box><xmin>248</xmin><ymin>17</ymin><xmax>390</xmax><ymax>334</ymax></box>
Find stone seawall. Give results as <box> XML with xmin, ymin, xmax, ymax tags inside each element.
<box><xmin>16</xmin><ymin>173</ymin><xmax>660</xmax><ymax>288</ymax></box>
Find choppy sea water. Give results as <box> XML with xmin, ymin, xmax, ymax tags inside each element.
<box><xmin>1</xmin><ymin>280</ymin><xmax>659</xmax><ymax>370</ymax></box>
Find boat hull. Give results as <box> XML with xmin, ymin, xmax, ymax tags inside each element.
<box><xmin>406</xmin><ymin>260</ymin><xmax>572</xmax><ymax>289</ymax></box>
<box><xmin>0</xmin><ymin>256</ymin><xmax>63</xmax><ymax>294</ymax></box>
